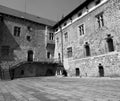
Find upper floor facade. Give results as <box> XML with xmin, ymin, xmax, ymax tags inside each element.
<box><xmin>53</xmin><ymin>0</ymin><xmax>120</xmax><ymax>62</ymax></box>
<box><xmin>0</xmin><ymin>5</ymin><xmax>56</xmax><ymax>68</ymax></box>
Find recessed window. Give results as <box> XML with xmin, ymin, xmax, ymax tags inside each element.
<box><xmin>96</xmin><ymin>12</ymin><xmax>104</xmax><ymax>28</ymax></box>
<box><xmin>78</xmin><ymin>24</ymin><xmax>85</xmax><ymax>36</ymax></box>
<box><xmin>47</xmin><ymin>52</ymin><xmax>51</xmax><ymax>59</ymax></box>
<box><xmin>64</xmin><ymin>32</ymin><xmax>68</xmax><ymax>41</ymax></box>
<box><xmin>84</xmin><ymin>42</ymin><xmax>90</xmax><ymax>56</ymax></box>
<box><xmin>27</xmin><ymin>26</ymin><xmax>32</xmax><ymax>32</ymax></box>
<box><xmin>27</xmin><ymin>50</ymin><xmax>33</xmax><ymax>62</ymax></box>
<box><xmin>26</xmin><ymin>35</ymin><xmax>31</xmax><ymax>41</ymax></box>
<box><xmin>67</xmin><ymin>47</ymin><xmax>72</xmax><ymax>58</ymax></box>
<box><xmin>76</xmin><ymin>68</ymin><xmax>80</xmax><ymax>76</ymax></box>
<box><xmin>63</xmin><ymin>22</ymin><xmax>67</xmax><ymax>26</ymax></box>
<box><xmin>55</xmin><ymin>28</ymin><xmax>58</xmax><ymax>32</ymax></box>
<box><xmin>1</xmin><ymin>46</ymin><xmax>10</xmax><ymax>56</ymax></box>
<box><xmin>95</xmin><ymin>0</ymin><xmax>101</xmax><ymax>5</ymax></box>
<box><xmin>49</xmin><ymin>33</ymin><xmax>54</xmax><ymax>40</ymax></box>
<box><xmin>106</xmin><ymin>34</ymin><xmax>114</xmax><ymax>52</ymax></box>
<box><xmin>14</xmin><ymin>26</ymin><xmax>21</xmax><ymax>37</ymax></box>
<box><xmin>78</xmin><ymin>11</ymin><xmax>82</xmax><ymax>17</ymax></box>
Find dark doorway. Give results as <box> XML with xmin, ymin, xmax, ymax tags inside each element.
<box><xmin>76</xmin><ymin>68</ymin><xmax>80</xmax><ymax>76</ymax></box>
<box><xmin>98</xmin><ymin>64</ymin><xmax>104</xmax><ymax>77</ymax></box>
<box><xmin>84</xmin><ymin>42</ymin><xmax>90</xmax><ymax>56</ymax></box>
<box><xmin>47</xmin><ymin>52</ymin><xmax>50</xmax><ymax>59</ymax></box>
<box><xmin>46</xmin><ymin>69</ymin><xmax>54</xmax><ymax>76</ymax></box>
<box><xmin>28</xmin><ymin>50</ymin><xmax>33</xmax><ymax>61</ymax></box>
<box><xmin>21</xmin><ymin>70</ymin><xmax>24</xmax><ymax>75</ymax></box>
<box><xmin>107</xmin><ymin>38</ymin><xmax>114</xmax><ymax>52</ymax></box>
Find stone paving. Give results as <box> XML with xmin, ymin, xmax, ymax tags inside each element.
<box><xmin>0</xmin><ymin>77</ymin><xmax>120</xmax><ymax>101</ymax></box>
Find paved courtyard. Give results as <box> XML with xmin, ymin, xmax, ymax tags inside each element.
<box><xmin>0</xmin><ymin>77</ymin><xmax>120</xmax><ymax>101</ymax></box>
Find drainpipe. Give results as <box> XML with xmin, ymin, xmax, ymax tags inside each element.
<box><xmin>59</xmin><ymin>26</ymin><xmax>64</xmax><ymax>66</ymax></box>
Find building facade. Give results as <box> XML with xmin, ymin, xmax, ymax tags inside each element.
<box><xmin>0</xmin><ymin>5</ymin><xmax>56</xmax><ymax>79</ymax></box>
<box><xmin>54</xmin><ymin>0</ymin><xmax>120</xmax><ymax>77</ymax></box>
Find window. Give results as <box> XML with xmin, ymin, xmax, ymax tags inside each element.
<box><xmin>26</xmin><ymin>35</ymin><xmax>31</xmax><ymax>41</ymax></box>
<box><xmin>95</xmin><ymin>0</ymin><xmax>101</xmax><ymax>5</ymax></box>
<box><xmin>106</xmin><ymin>34</ymin><xmax>114</xmax><ymax>52</ymax></box>
<box><xmin>1</xmin><ymin>46</ymin><xmax>10</xmax><ymax>56</ymax></box>
<box><xmin>49</xmin><ymin>33</ymin><xmax>54</xmax><ymax>40</ymax></box>
<box><xmin>63</xmin><ymin>22</ymin><xmax>67</xmax><ymax>26</ymax></box>
<box><xmin>67</xmin><ymin>47</ymin><xmax>72</xmax><ymax>58</ymax></box>
<box><xmin>96</xmin><ymin>12</ymin><xmax>104</xmax><ymax>28</ymax></box>
<box><xmin>64</xmin><ymin>32</ymin><xmax>68</xmax><ymax>41</ymax></box>
<box><xmin>78</xmin><ymin>11</ymin><xmax>82</xmax><ymax>17</ymax></box>
<box><xmin>27</xmin><ymin>50</ymin><xmax>33</xmax><ymax>61</ymax></box>
<box><xmin>84</xmin><ymin>42</ymin><xmax>90</xmax><ymax>56</ymax></box>
<box><xmin>14</xmin><ymin>26</ymin><xmax>21</xmax><ymax>37</ymax></box>
<box><xmin>78</xmin><ymin>24</ymin><xmax>84</xmax><ymax>36</ymax></box>
<box><xmin>27</xmin><ymin>26</ymin><xmax>32</xmax><ymax>32</ymax></box>
<box><xmin>55</xmin><ymin>28</ymin><xmax>58</xmax><ymax>32</ymax></box>
<box><xmin>47</xmin><ymin>52</ymin><xmax>50</xmax><ymax>59</ymax></box>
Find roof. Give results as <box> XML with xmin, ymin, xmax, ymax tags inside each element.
<box><xmin>0</xmin><ymin>4</ymin><xmax>56</xmax><ymax>26</ymax></box>
<box><xmin>53</xmin><ymin>0</ymin><xmax>93</xmax><ymax>28</ymax></box>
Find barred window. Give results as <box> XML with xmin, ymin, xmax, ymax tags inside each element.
<box><xmin>78</xmin><ymin>24</ymin><xmax>84</xmax><ymax>36</ymax></box>
<box><xmin>96</xmin><ymin>12</ymin><xmax>104</xmax><ymax>28</ymax></box>
<box><xmin>14</xmin><ymin>26</ymin><xmax>21</xmax><ymax>37</ymax></box>
<box><xmin>49</xmin><ymin>33</ymin><xmax>54</xmax><ymax>40</ymax></box>
<box><xmin>67</xmin><ymin>47</ymin><xmax>72</xmax><ymax>58</ymax></box>
<box><xmin>1</xmin><ymin>46</ymin><xmax>10</xmax><ymax>56</ymax></box>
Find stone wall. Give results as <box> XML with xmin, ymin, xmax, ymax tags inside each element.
<box><xmin>0</xmin><ymin>15</ymin><xmax>48</xmax><ymax>69</ymax></box>
<box><xmin>54</xmin><ymin>0</ymin><xmax>120</xmax><ymax>77</ymax></box>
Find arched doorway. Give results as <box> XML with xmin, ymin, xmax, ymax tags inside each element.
<box><xmin>98</xmin><ymin>64</ymin><xmax>104</xmax><ymax>77</ymax></box>
<box><xmin>28</xmin><ymin>50</ymin><xmax>33</xmax><ymax>62</ymax></box>
<box><xmin>76</xmin><ymin>68</ymin><xmax>80</xmax><ymax>76</ymax></box>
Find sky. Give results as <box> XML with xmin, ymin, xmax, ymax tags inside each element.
<box><xmin>0</xmin><ymin>0</ymin><xmax>84</xmax><ymax>21</ymax></box>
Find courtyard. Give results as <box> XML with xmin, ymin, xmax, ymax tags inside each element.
<box><xmin>0</xmin><ymin>77</ymin><xmax>120</xmax><ymax>101</ymax></box>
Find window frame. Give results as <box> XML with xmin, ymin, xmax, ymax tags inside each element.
<box><xmin>78</xmin><ymin>24</ymin><xmax>85</xmax><ymax>36</ymax></box>
<box><xmin>14</xmin><ymin>26</ymin><xmax>21</xmax><ymax>37</ymax></box>
<box><xmin>96</xmin><ymin>12</ymin><xmax>104</xmax><ymax>28</ymax></box>
<box><xmin>49</xmin><ymin>33</ymin><xmax>54</xmax><ymax>40</ymax></box>
<box><xmin>67</xmin><ymin>47</ymin><xmax>72</xmax><ymax>58</ymax></box>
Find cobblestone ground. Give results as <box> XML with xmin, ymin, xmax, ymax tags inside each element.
<box><xmin>0</xmin><ymin>77</ymin><xmax>120</xmax><ymax>101</ymax></box>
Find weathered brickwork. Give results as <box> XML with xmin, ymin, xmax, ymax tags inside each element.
<box><xmin>54</xmin><ymin>0</ymin><xmax>120</xmax><ymax>77</ymax></box>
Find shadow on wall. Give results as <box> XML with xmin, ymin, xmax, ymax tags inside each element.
<box><xmin>9</xmin><ymin>62</ymin><xmax>57</xmax><ymax>79</ymax></box>
<box><xmin>0</xmin><ymin>20</ymin><xmax>20</xmax><ymax>62</ymax></box>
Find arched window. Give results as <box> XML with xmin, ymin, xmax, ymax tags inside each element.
<box><xmin>28</xmin><ymin>50</ymin><xmax>33</xmax><ymax>61</ymax></box>
<box><xmin>84</xmin><ymin>42</ymin><xmax>90</xmax><ymax>56</ymax></box>
<box><xmin>106</xmin><ymin>34</ymin><xmax>114</xmax><ymax>52</ymax></box>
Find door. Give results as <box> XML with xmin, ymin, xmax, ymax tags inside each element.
<box><xmin>28</xmin><ymin>50</ymin><xmax>33</xmax><ymax>61</ymax></box>
<box><xmin>76</xmin><ymin>68</ymin><xmax>80</xmax><ymax>76</ymax></box>
<box><xmin>99</xmin><ymin>66</ymin><xmax>104</xmax><ymax>77</ymax></box>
